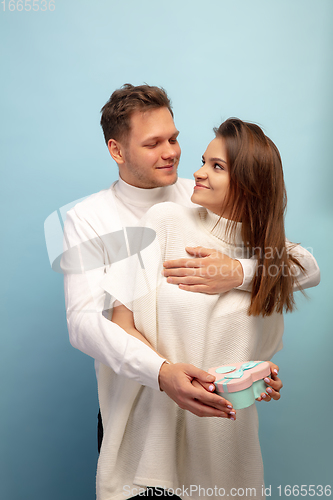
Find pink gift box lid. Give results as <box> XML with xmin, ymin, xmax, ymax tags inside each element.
<box><xmin>208</xmin><ymin>361</ymin><xmax>270</xmax><ymax>393</ymax></box>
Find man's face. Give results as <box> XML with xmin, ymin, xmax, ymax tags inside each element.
<box><xmin>118</xmin><ymin>107</ymin><xmax>181</xmax><ymax>189</ymax></box>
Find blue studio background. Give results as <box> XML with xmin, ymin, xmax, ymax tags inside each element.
<box><xmin>1</xmin><ymin>1</ymin><xmax>332</xmax><ymax>499</ymax></box>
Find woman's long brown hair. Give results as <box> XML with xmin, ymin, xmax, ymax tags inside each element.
<box><xmin>215</xmin><ymin>118</ymin><xmax>304</xmax><ymax>316</ymax></box>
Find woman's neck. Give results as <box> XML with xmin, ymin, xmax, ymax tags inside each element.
<box><xmin>197</xmin><ymin>207</ymin><xmax>244</xmax><ymax>247</ymax></box>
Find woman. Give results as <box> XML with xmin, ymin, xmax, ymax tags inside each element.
<box><xmin>98</xmin><ymin>119</ymin><xmax>304</xmax><ymax>500</ymax></box>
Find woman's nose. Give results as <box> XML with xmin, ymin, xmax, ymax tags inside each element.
<box><xmin>194</xmin><ymin>165</ymin><xmax>208</xmax><ymax>179</ymax></box>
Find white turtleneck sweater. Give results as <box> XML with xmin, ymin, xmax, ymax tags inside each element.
<box><xmin>98</xmin><ymin>202</ymin><xmax>288</xmax><ymax>500</ymax></box>
<box><xmin>64</xmin><ymin>177</ymin><xmax>320</xmax><ymax>391</ymax></box>
<box><xmin>64</xmin><ymin>177</ymin><xmax>198</xmax><ymax>388</ymax></box>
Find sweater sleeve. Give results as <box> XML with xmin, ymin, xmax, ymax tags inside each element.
<box><xmin>63</xmin><ymin>206</ymin><xmax>165</xmax><ymax>390</ymax></box>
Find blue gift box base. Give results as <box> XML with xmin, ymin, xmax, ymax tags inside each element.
<box><xmin>215</xmin><ymin>379</ymin><xmax>267</xmax><ymax>409</ymax></box>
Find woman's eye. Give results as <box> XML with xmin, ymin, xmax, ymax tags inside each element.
<box><xmin>214</xmin><ymin>163</ymin><xmax>224</xmax><ymax>170</ymax></box>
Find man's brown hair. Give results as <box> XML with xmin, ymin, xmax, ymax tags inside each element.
<box><xmin>100</xmin><ymin>84</ymin><xmax>173</xmax><ymax>145</ymax></box>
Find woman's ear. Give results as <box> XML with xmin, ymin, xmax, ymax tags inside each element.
<box><xmin>108</xmin><ymin>139</ymin><xmax>125</xmax><ymax>164</ymax></box>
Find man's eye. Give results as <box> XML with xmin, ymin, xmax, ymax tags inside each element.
<box><xmin>146</xmin><ymin>143</ymin><xmax>157</xmax><ymax>148</ymax></box>
<box><xmin>169</xmin><ymin>139</ymin><xmax>177</xmax><ymax>144</ymax></box>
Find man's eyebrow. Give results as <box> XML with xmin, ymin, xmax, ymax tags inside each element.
<box><xmin>144</xmin><ymin>130</ymin><xmax>179</xmax><ymax>142</ymax></box>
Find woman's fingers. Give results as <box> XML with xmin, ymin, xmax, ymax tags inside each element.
<box><xmin>256</xmin><ymin>361</ymin><xmax>283</xmax><ymax>403</ymax></box>
<box><xmin>192</xmin><ymin>380</ymin><xmax>236</xmax><ymax>420</ymax></box>
<box><xmin>194</xmin><ymin>380</ymin><xmax>217</xmax><ymax>393</ymax></box>
<box><xmin>257</xmin><ymin>376</ymin><xmax>283</xmax><ymax>403</ymax></box>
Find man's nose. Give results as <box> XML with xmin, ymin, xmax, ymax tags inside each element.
<box><xmin>161</xmin><ymin>142</ymin><xmax>179</xmax><ymax>160</ymax></box>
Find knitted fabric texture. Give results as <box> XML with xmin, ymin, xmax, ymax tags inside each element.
<box><xmin>98</xmin><ymin>202</ymin><xmax>284</xmax><ymax>500</ymax></box>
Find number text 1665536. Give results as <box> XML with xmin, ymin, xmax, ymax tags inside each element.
<box><xmin>1</xmin><ymin>0</ymin><xmax>55</xmax><ymax>11</ymax></box>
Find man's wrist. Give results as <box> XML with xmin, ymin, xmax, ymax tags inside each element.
<box><xmin>234</xmin><ymin>258</ymin><xmax>256</xmax><ymax>291</ymax></box>
<box><xmin>158</xmin><ymin>360</ymin><xmax>171</xmax><ymax>392</ymax></box>
<box><xmin>232</xmin><ymin>259</ymin><xmax>244</xmax><ymax>288</ymax></box>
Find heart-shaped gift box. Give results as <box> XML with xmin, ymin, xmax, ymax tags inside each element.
<box><xmin>208</xmin><ymin>361</ymin><xmax>271</xmax><ymax>409</ymax></box>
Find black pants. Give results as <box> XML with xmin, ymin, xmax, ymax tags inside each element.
<box><xmin>97</xmin><ymin>411</ymin><xmax>180</xmax><ymax>499</ymax></box>
<box><xmin>130</xmin><ymin>488</ymin><xmax>181</xmax><ymax>499</ymax></box>
<box><xmin>97</xmin><ymin>409</ymin><xmax>103</xmax><ymax>454</ymax></box>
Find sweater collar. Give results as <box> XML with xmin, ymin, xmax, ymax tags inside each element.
<box><xmin>113</xmin><ymin>176</ymin><xmax>172</xmax><ymax>207</ymax></box>
<box><xmin>197</xmin><ymin>207</ymin><xmax>244</xmax><ymax>247</ymax></box>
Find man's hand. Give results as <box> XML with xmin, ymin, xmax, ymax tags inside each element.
<box><xmin>163</xmin><ymin>246</ymin><xmax>244</xmax><ymax>294</ymax></box>
<box><xmin>257</xmin><ymin>361</ymin><xmax>283</xmax><ymax>402</ymax></box>
<box><xmin>158</xmin><ymin>362</ymin><xmax>236</xmax><ymax>419</ymax></box>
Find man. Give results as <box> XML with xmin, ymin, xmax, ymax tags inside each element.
<box><xmin>63</xmin><ymin>84</ymin><xmax>319</xmax><ymax>493</ymax></box>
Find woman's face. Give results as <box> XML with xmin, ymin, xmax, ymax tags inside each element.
<box><xmin>191</xmin><ymin>137</ymin><xmax>231</xmax><ymax>217</ymax></box>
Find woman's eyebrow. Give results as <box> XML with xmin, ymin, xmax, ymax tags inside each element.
<box><xmin>210</xmin><ymin>157</ymin><xmax>227</xmax><ymax>164</ymax></box>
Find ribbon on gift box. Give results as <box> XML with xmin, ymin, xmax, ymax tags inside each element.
<box><xmin>215</xmin><ymin>361</ymin><xmax>264</xmax><ymax>391</ymax></box>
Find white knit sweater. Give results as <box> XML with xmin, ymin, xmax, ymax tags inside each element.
<box><xmin>99</xmin><ymin>202</ymin><xmax>285</xmax><ymax>500</ymax></box>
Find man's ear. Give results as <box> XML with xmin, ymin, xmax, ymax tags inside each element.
<box><xmin>108</xmin><ymin>139</ymin><xmax>125</xmax><ymax>164</ymax></box>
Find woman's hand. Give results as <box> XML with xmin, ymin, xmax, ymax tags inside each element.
<box><xmin>256</xmin><ymin>361</ymin><xmax>283</xmax><ymax>402</ymax></box>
